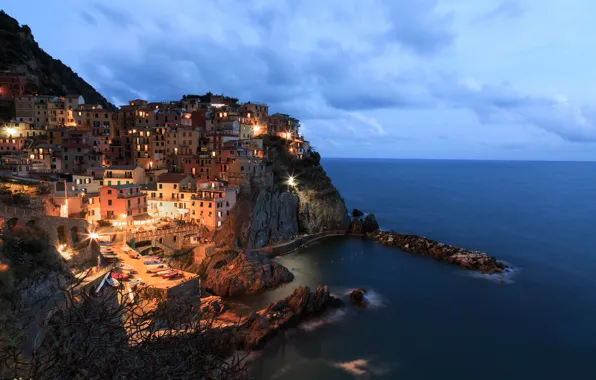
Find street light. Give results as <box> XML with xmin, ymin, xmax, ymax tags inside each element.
<box><xmin>287</xmin><ymin>176</ymin><xmax>296</xmax><ymax>187</ymax></box>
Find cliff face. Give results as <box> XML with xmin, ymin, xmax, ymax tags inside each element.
<box><xmin>215</xmin><ymin>136</ymin><xmax>350</xmax><ymax>249</ymax></box>
<box><xmin>0</xmin><ymin>11</ymin><xmax>114</xmax><ymax>109</ymax></box>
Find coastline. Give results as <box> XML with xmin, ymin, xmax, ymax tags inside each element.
<box><xmin>244</xmin><ymin>227</ymin><xmax>510</xmax><ymax>276</ymax></box>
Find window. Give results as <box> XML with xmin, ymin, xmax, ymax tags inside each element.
<box><xmin>159</xmin><ymin>184</ymin><xmax>162</xmax><ymax>189</ymax></box>
<box><xmin>108</xmin><ymin>200</ymin><xmax>112</xmax><ymax>206</ymax></box>
<box><xmin>173</xmin><ymin>184</ymin><xmax>177</xmax><ymax>189</ymax></box>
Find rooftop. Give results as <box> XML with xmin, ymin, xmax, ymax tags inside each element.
<box><xmin>108</xmin><ymin>184</ymin><xmax>140</xmax><ymax>190</ymax></box>
<box><xmin>157</xmin><ymin>173</ymin><xmax>189</xmax><ymax>183</ymax></box>
<box><xmin>89</xmin><ymin>165</ymin><xmax>139</xmax><ymax>171</ymax></box>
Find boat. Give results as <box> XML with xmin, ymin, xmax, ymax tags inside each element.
<box><xmin>146</xmin><ymin>266</ymin><xmax>165</xmax><ymax>273</ymax></box>
<box><xmin>144</xmin><ymin>260</ymin><xmax>162</xmax><ymax>266</ymax></box>
<box><xmin>106</xmin><ymin>277</ymin><xmax>120</xmax><ymax>287</ymax></box>
<box><xmin>102</xmin><ymin>254</ymin><xmax>119</xmax><ymax>261</ymax></box>
<box><xmin>129</xmin><ymin>278</ymin><xmax>143</xmax><ymax>287</ymax></box>
<box><xmin>111</xmin><ymin>272</ymin><xmax>129</xmax><ymax>281</ymax></box>
<box><xmin>116</xmin><ymin>263</ymin><xmax>134</xmax><ymax>270</ymax></box>
<box><xmin>156</xmin><ymin>269</ymin><xmax>172</xmax><ymax>276</ymax></box>
<box><xmin>95</xmin><ymin>271</ymin><xmax>112</xmax><ymax>294</ymax></box>
<box><xmin>162</xmin><ymin>270</ymin><xmax>179</xmax><ymax>279</ymax></box>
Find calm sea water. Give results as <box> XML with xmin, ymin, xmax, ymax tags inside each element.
<box><xmin>245</xmin><ymin>159</ymin><xmax>596</xmax><ymax>380</ymax></box>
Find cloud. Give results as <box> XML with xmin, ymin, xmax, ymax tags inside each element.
<box><xmin>431</xmin><ymin>76</ymin><xmax>596</xmax><ymax>142</ymax></box>
<box><xmin>477</xmin><ymin>1</ymin><xmax>525</xmax><ymax>21</ymax></box>
<box><xmin>79</xmin><ymin>10</ymin><xmax>97</xmax><ymax>25</ymax></box>
<box><xmin>27</xmin><ymin>0</ymin><xmax>592</xmax><ymax>159</ymax></box>
<box><xmin>92</xmin><ymin>2</ymin><xmax>136</xmax><ymax>28</ymax></box>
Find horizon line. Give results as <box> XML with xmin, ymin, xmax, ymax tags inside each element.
<box><xmin>322</xmin><ymin>156</ymin><xmax>596</xmax><ymax>163</ymax></box>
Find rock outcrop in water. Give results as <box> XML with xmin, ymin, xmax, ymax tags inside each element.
<box><xmin>200</xmin><ymin>250</ymin><xmax>294</xmax><ymax>296</ymax></box>
<box><xmin>371</xmin><ymin>230</ymin><xmax>509</xmax><ymax>274</ymax></box>
<box><xmin>349</xmin><ymin>288</ymin><xmax>368</xmax><ymax>308</ymax></box>
<box><xmin>233</xmin><ymin>285</ymin><xmax>344</xmax><ymax>349</ymax></box>
<box><xmin>349</xmin><ymin>212</ymin><xmax>379</xmax><ymax>234</ymax></box>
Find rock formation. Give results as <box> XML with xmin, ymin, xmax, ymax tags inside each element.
<box><xmin>349</xmin><ymin>212</ymin><xmax>379</xmax><ymax>234</ymax></box>
<box><xmin>349</xmin><ymin>288</ymin><xmax>367</xmax><ymax>307</ymax></box>
<box><xmin>200</xmin><ymin>250</ymin><xmax>294</xmax><ymax>296</ymax></box>
<box><xmin>214</xmin><ymin>136</ymin><xmax>350</xmax><ymax>249</ymax></box>
<box><xmin>199</xmin><ymin>296</ymin><xmax>228</xmax><ymax>317</ymax></box>
<box><xmin>362</xmin><ymin>214</ymin><xmax>379</xmax><ymax>233</ymax></box>
<box><xmin>352</xmin><ymin>209</ymin><xmax>364</xmax><ymax>218</ymax></box>
<box><xmin>371</xmin><ymin>230</ymin><xmax>509</xmax><ymax>274</ymax></box>
<box><xmin>234</xmin><ymin>285</ymin><xmax>344</xmax><ymax>349</ymax></box>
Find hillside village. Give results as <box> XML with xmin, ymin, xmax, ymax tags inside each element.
<box><xmin>0</xmin><ymin>71</ymin><xmax>311</xmax><ymax>235</ymax></box>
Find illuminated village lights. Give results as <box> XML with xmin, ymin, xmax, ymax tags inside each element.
<box><xmin>287</xmin><ymin>176</ymin><xmax>296</xmax><ymax>187</ymax></box>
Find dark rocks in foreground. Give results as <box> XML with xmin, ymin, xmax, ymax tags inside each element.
<box><xmin>234</xmin><ymin>285</ymin><xmax>344</xmax><ymax>349</ymax></box>
<box><xmin>371</xmin><ymin>230</ymin><xmax>509</xmax><ymax>275</ymax></box>
<box><xmin>349</xmin><ymin>288</ymin><xmax>367</xmax><ymax>307</ymax></box>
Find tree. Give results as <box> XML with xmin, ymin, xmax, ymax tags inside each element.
<box><xmin>0</xmin><ymin>278</ymin><xmax>248</xmax><ymax>379</ymax></box>
<box><xmin>0</xmin><ymin>228</ymin><xmax>248</xmax><ymax>379</ymax></box>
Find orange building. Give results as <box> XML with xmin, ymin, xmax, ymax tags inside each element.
<box><xmin>99</xmin><ymin>184</ymin><xmax>148</xmax><ymax>224</ymax></box>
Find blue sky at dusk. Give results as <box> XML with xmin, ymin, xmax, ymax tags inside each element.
<box><xmin>3</xmin><ymin>0</ymin><xmax>596</xmax><ymax>161</ymax></box>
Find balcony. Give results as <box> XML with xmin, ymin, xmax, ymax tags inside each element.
<box><xmin>117</xmin><ymin>191</ymin><xmax>146</xmax><ymax>198</ymax></box>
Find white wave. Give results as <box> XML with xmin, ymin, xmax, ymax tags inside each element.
<box><xmin>330</xmin><ymin>358</ymin><xmax>396</xmax><ymax>377</ymax></box>
<box><xmin>465</xmin><ymin>265</ymin><xmax>519</xmax><ymax>284</ymax></box>
<box><xmin>363</xmin><ymin>289</ymin><xmax>386</xmax><ymax>308</ymax></box>
<box><xmin>299</xmin><ymin>308</ymin><xmax>347</xmax><ymax>332</ymax></box>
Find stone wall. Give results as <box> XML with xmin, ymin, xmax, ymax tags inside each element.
<box><xmin>0</xmin><ymin>205</ymin><xmax>89</xmax><ymax>247</ymax></box>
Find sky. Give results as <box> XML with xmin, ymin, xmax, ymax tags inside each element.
<box><xmin>2</xmin><ymin>0</ymin><xmax>596</xmax><ymax>161</ymax></box>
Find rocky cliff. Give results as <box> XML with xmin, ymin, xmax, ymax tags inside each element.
<box><xmin>215</xmin><ymin>136</ymin><xmax>350</xmax><ymax>249</ymax></box>
<box><xmin>0</xmin><ymin>11</ymin><xmax>114</xmax><ymax>108</ymax></box>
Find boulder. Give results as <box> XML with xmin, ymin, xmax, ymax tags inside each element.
<box><xmin>200</xmin><ymin>296</ymin><xmax>228</xmax><ymax>316</ymax></box>
<box><xmin>349</xmin><ymin>217</ymin><xmax>363</xmax><ymax>233</ymax></box>
<box><xmin>352</xmin><ymin>209</ymin><xmax>364</xmax><ymax>218</ymax></box>
<box><xmin>349</xmin><ymin>288</ymin><xmax>367</xmax><ymax>307</ymax></box>
<box><xmin>235</xmin><ymin>285</ymin><xmax>345</xmax><ymax>349</ymax></box>
<box><xmin>202</xmin><ymin>251</ymin><xmax>294</xmax><ymax>296</ymax></box>
<box><xmin>361</xmin><ymin>214</ymin><xmax>379</xmax><ymax>233</ymax></box>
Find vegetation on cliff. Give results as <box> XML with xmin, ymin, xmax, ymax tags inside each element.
<box><xmin>0</xmin><ymin>11</ymin><xmax>114</xmax><ymax>109</ymax></box>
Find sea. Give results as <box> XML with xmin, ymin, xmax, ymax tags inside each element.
<box><xmin>243</xmin><ymin>159</ymin><xmax>596</xmax><ymax>380</ymax></box>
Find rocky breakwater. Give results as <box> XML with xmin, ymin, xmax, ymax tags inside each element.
<box><xmin>233</xmin><ymin>285</ymin><xmax>344</xmax><ymax>349</ymax></box>
<box><xmin>200</xmin><ymin>250</ymin><xmax>294</xmax><ymax>296</ymax></box>
<box><xmin>371</xmin><ymin>230</ymin><xmax>509</xmax><ymax>274</ymax></box>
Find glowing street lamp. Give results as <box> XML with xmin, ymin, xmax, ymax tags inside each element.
<box><xmin>89</xmin><ymin>232</ymin><xmax>100</xmax><ymax>240</ymax></box>
<box><xmin>254</xmin><ymin>125</ymin><xmax>261</xmax><ymax>134</ymax></box>
<box><xmin>6</xmin><ymin>127</ymin><xmax>16</xmax><ymax>137</ymax></box>
<box><xmin>287</xmin><ymin>176</ymin><xmax>296</xmax><ymax>187</ymax></box>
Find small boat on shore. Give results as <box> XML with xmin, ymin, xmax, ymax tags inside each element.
<box><xmin>116</xmin><ymin>263</ymin><xmax>134</xmax><ymax>270</ymax></box>
<box><xmin>95</xmin><ymin>271</ymin><xmax>112</xmax><ymax>295</ymax></box>
<box><xmin>146</xmin><ymin>266</ymin><xmax>166</xmax><ymax>273</ymax></box>
<box><xmin>162</xmin><ymin>270</ymin><xmax>180</xmax><ymax>279</ymax></box>
<box><xmin>144</xmin><ymin>260</ymin><xmax>162</xmax><ymax>266</ymax></box>
<box><xmin>111</xmin><ymin>272</ymin><xmax>129</xmax><ymax>281</ymax></box>
<box><xmin>106</xmin><ymin>277</ymin><xmax>120</xmax><ymax>287</ymax></box>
